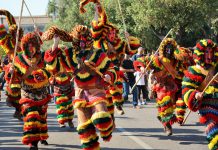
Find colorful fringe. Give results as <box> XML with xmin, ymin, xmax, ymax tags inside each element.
<box><xmin>182</xmin><ymin>64</ymin><xmax>218</xmax><ymax>150</ymax></box>
<box><xmin>206</xmin><ymin>122</ymin><xmax>218</xmax><ymax>150</ymax></box>
<box><xmin>21</xmin><ymin>102</ymin><xmax>49</xmax><ymax>145</ymax></box>
<box><xmin>91</xmin><ymin>111</ymin><xmax>113</xmax><ymax>141</ymax></box>
<box><xmin>77</xmin><ymin>120</ymin><xmax>100</xmax><ymax>150</ymax></box>
<box><xmin>106</xmin><ymin>96</ymin><xmax>114</xmax><ymax>115</ymax></box>
<box><xmin>55</xmin><ymin>95</ymin><xmax>74</xmax><ymax>124</ymax></box>
<box><xmin>5</xmin><ymin>86</ymin><xmax>21</xmax><ymax>109</ymax></box>
<box><xmin>156</xmin><ymin>95</ymin><xmax>177</xmax><ymax>127</ymax></box>
<box><xmin>175</xmin><ymin>98</ymin><xmax>187</xmax><ymax>124</ymax></box>
<box><xmin>110</xmin><ymin>78</ymin><xmax>124</xmax><ymax>107</ymax></box>
<box><xmin>45</xmin><ymin>47</ymin><xmax>117</xmax><ymax>89</ymax></box>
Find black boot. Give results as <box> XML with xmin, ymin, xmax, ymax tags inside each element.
<box><xmin>115</xmin><ymin>105</ymin><xmax>125</xmax><ymax>115</ymax></box>
<box><xmin>40</xmin><ymin>140</ymin><xmax>48</xmax><ymax>145</ymax></box>
<box><xmin>29</xmin><ymin>141</ymin><xmax>38</xmax><ymax>150</ymax></box>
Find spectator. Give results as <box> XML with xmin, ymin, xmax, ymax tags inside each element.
<box><xmin>0</xmin><ymin>55</ymin><xmax>9</xmax><ymax>90</ymax></box>
<box><xmin>132</xmin><ymin>47</ymin><xmax>145</xmax><ymax>61</ymax></box>
<box><xmin>120</xmin><ymin>54</ymin><xmax>139</xmax><ymax>108</ymax></box>
<box><xmin>134</xmin><ymin>69</ymin><xmax>148</xmax><ymax>105</ymax></box>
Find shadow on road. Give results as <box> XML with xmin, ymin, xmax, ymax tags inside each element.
<box><xmin>117</xmin><ymin>127</ymin><xmax>206</xmax><ymax>145</ymax></box>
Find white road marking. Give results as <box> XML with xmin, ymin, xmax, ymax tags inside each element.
<box><xmin>117</xmin><ymin>126</ymin><xmax>154</xmax><ymax>149</ymax></box>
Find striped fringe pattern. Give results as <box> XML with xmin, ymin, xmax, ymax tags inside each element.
<box><xmin>55</xmin><ymin>95</ymin><xmax>74</xmax><ymax>124</ymax></box>
<box><xmin>21</xmin><ymin>104</ymin><xmax>49</xmax><ymax>145</ymax></box>
<box><xmin>206</xmin><ymin>122</ymin><xmax>218</xmax><ymax>150</ymax></box>
<box><xmin>91</xmin><ymin>111</ymin><xmax>113</xmax><ymax>142</ymax></box>
<box><xmin>106</xmin><ymin>89</ymin><xmax>114</xmax><ymax>115</ymax></box>
<box><xmin>199</xmin><ymin>98</ymin><xmax>218</xmax><ymax>150</ymax></box>
<box><xmin>5</xmin><ymin>86</ymin><xmax>21</xmax><ymax>110</ymax></box>
<box><xmin>77</xmin><ymin>120</ymin><xmax>100</xmax><ymax>150</ymax></box>
<box><xmin>156</xmin><ymin>95</ymin><xmax>177</xmax><ymax>127</ymax></box>
<box><xmin>110</xmin><ymin>80</ymin><xmax>124</xmax><ymax>107</ymax></box>
<box><xmin>175</xmin><ymin>98</ymin><xmax>186</xmax><ymax>124</ymax></box>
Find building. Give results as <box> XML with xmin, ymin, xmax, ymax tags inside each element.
<box><xmin>0</xmin><ymin>15</ymin><xmax>52</xmax><ymax>33</ymax></box>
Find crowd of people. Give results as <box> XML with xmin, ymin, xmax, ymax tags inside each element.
<box><xmin>0</xmin><ymin>1</ymin><xmax>217</xmax><ymax>150</ymax></box>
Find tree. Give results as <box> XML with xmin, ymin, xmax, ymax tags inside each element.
<box><xmin>46</xmin><ymin>0</ymin><xmax>218</xmax><ymax>51</ymax></box>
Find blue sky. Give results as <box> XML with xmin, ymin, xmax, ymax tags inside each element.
<box><xmin>0</xmin><ymin>0</ymin><xmax>49</xmax><ymax>16</ymax></box>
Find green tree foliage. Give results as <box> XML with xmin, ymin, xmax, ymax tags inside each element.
<box><xmin>46</xmin><ymin>0</ymin><xmax>218</xmax><ymax>51</ymax></box>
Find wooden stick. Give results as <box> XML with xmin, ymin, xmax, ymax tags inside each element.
<box><xmin>84</xmin><ymin>60</ymin><xmax>121</xmax><ymax>92</ymax></box>
<box><xmin>12</xmin><ymin>0</ymin><xmax>24</xmax><ymax>66</ymax></box>
<box><xmin>9</xmin><ymin>0</ymin><xmax>24</xmax><ymax>85</ymax></box>
<box><xmin>130</xmin><ymin>29</ymin><xmax>173</xmax><ymax>93</ymax></box>
<box><xmin>116</xmin><ymin>0</ymin><xmax>131</xmax><ymax>50</ymax></box>
<box><xmin>23</xmin><ymin>0</ymin><xmax>42</xmax><ymax>40</ymax></box>
<box><xmin>182</xmin><ymin>72</ymin><xmax>218</xmax><ymax>125</ymax></box>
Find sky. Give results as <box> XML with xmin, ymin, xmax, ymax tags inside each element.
<box><xmin>0</xmin><ymin>0</ymin><xmax>49</xmax><ymax>16</ymax></box>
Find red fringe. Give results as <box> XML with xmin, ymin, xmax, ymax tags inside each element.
<box><xmin>22</xmin><ymin>136</ymin><xmax>41</xmax><ymax>145</ymax></box>
<box><xmin>83</xmin><ymin>142</ymin><xmax>100</xmax><ymax>150</ymax></box>
<box><xmin>56</xmin><ymin>109</ymin><xmax>68</xmax><ymax>114</ymax></box>
<box><xmin>133</xmin><ymin>61</ymin><xmax>145</xmax><ymax>72</ymax></box>
<box><xmin>163</xmin><ymin>116</ymin><xmax>177</xmax><ymax>126</ymax></box>
<box><xmin>184</xmin><ymin>70</ymin><xmax>203</xmax><ymax>82</ymax></box>
<box><xmin>40</xmin><ymin>135</ymin><xmax>49</xmax><ymax>140</ymax></box>
<box><xmin>55</xmin><ymin>98</ymin><xmax>69</xmax><ymax>105</ymax></box>
<box><xmin>86</xmin><ymin>97</ymin><xmax>107</xmax><ymax>107</ymax></box>
<box><xmin>79</xmin><ymin>129</ymin><xmax>96</xmax><ymax>139</ymax></box>
<box><xmin>102</xmin><ymin>134</ymin><xmax>112</xmax><ymax>142</ymax></box>
<box><xmin>200</xmin><ymin>114</ymin><xmax>218</xmax><ymax>124</ymax></box>
<box><xmin>23</xmin><ymin>114</ymin><xmax>40</xmax><ymax>122</ymax></box>
<box><xmin>75</xmin><ymin>77</ymin><xmax>96</xmax><ymax>86</ymax></box>
<box><xmin>94</xmin><ymin>119</ymin><xmax>112</xmax><ymax>130</ymax></box>
<box><xmin>157</xmin><ymin>103</ymin><xmax>173</xmax><ymax>112</ymax></box>
<box><xmin>44</xmin><ymin>49</ymin><xmax>57</xmax><ymax>63</ymax></box>
<box><xmin>95</xmin><ymin>53</ymin><xmax>107</xmax><ymax>67</ymax></box>
<box><xmin>55</xmin><ymin>77</ymin><xmax>71</xmax><ymax>85</ymax></box>
<box><xmin>73</xmin><ymin>99</ymin><xmax>86</xmax><ymax>105</ymax></box>
<box><xmin>187</xmin><ymin>90</ymin><xmax>198</xmax><ymax>111</ymax></box>
<box><xmin>182</xmin><ymin>87</ymin><xmax>190</xmax><ymax>95</ymax></box>
<box><xmin>20</xmin><ymin>95</ymin><xmax>52</xmax><ymax>106</ymax></box>
<box><xmin>196</xmin><ymin>43</ymin><xmax>204</xmax><ymax>51</ymax></box>
<box><xmin>199</xmin><ymin>116</ymin><xmax>207</xmax><ymax>124</ymax></box>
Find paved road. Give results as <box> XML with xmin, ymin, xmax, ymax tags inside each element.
<box><xmin>0</xmin><ymin>90</ymin><xmax>208</xmax><ymax>150</ymax></box>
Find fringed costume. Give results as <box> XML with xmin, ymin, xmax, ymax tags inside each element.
<box><xmin>43</xmin><ymin>25</ymin><xmax>117</xmax><ymax>150</ymax></box>
<box><xmin>182</xmin><ymin>39</ymin><xmax>218</xmax><ymax>150</ymax></box>
<box><xmin>0</xmin><ymin>9</ymin><xmax>24</xmax><ymax>120</ymax></box>
<box><xmin>0</xmin><ymin>9</ymin><xmax>23</xmax><ymax>59</ymax></box>
<box><xmin>90</xmin><ymin>1</ymin><xmax>140</xmax><ymax>115</ymax></box>
<box><xmin>134</xmin><ymin>38</ymin><xmax>183</xmax><ymax>136</ymax></box>
<box><xmin>8</xmin><ymin>32</ymin><xmax>51</xmax><ymax>150</ymax></box>
<box><xmin>46</xmin><ymin>59</ymin><xmax>74</xmax><ymax>128</ymax></box>
<box><xmin>173</xmin><ymin>46</ymin><xmax>195</xmax><ymax>124</ymax></box>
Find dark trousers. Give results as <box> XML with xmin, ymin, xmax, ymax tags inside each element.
<box><xmin>136</xmin><ymin>85</ymin><xmax>148</xmax><ymax>100</ymax></box>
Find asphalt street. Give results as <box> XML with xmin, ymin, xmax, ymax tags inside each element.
<box><xmin>0</xmin><ymin>90</ymin><xmax>208</xmax><ymax>150</ymax></box>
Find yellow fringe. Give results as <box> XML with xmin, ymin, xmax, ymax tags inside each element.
<box><xmin>157</xmin><ymin>96</ymin><xmax>171</xmax><ymax>105</ymax></box>
<box><xmin>77</xmin><ymin>119</ymin><xmax>92</xmax><ymax>131</ymax></box>
<box><xmin>77</xmin><ymin>72</ymin><xmax>91</xmax><ymax>79</ymax></box>
<box><xmin>208</xmin><ymin>135</ymin><xmax>218</xmax><ymax>150</ymax></box>
<box><xmin>46</xmin><ymin>58</ymin><xmax>57</xmax><ymax>71</ymax></box>
<box><xmin>22</xmin><ymin>133</ymin><xmax>40</xmax><ymax>139</ymax></box>
<box><xmin>81</xmin><ymin>134</ymin><xmax>98</xmax><ymax>143</ymax></box>
<box><xmin>96</xmin><ymin>57</ymin><xmax>110</xmax><ymax>71</ymax></box>
<box><xmin>74</xmin><ymin>100</ymin><xmax>87</xmax><ymax>109</ymax></box>
<box><xmin>205</xmin><ymin>86</ymin><xmax>218</xmax><ymax>94</ymax></box>
<box><xmin>10</xmin><ymin>84</ymin><xmax>21</xmax><ymax>89</ymax></box>
<box><xmin>183</xmin><ymin>89</ymin><xmax>195</xmax><ymax>106</ymax></box>
<box><xmin>24</xmin><ymin>79</ymin><xmax>49</xmax><ymax>89</ymax></box>
<box><xmin>159</xmin><ymin>107</ymin><xmax>174</xmax><ymax>117</ymax></box>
